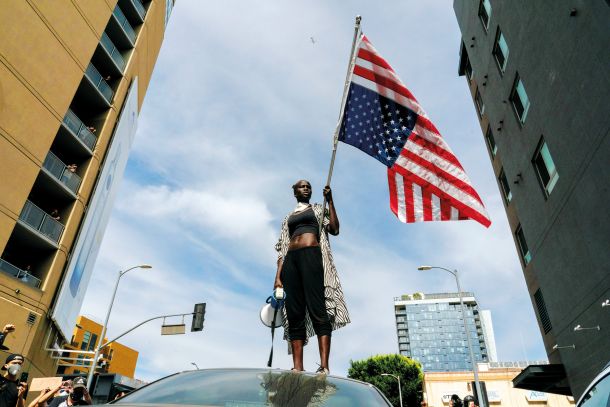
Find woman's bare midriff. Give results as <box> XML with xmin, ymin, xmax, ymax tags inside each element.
<box><xmin>288</xmin><ymin>232</ymin><xmax>319</xmax><ymax>250</ymax></box>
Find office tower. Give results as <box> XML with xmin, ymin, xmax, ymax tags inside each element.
<box><xmin>453</xmin><ymin>0</ymin><xmax>610</xmax><ymax>397</ymax></box>
<box><xmin>0</xmin><ymin>0</ymin><xmax>174</xmax><ymax>378</ymax></box>
<box><xmin>394</xmin><ymin>292</ymin><xmax>496</xmax><ymax>372</ymax></box>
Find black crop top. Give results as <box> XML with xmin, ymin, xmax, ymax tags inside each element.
<box><xmin>288</xmin><ymin>207</ymin><xmax>319</xmax><ymax>238</ymax></box>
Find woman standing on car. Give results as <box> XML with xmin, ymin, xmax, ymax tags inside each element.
<box><xmin>274</xmin><ymin>180</ymin><xmax>350</xmax><ymax>374</ymax></box>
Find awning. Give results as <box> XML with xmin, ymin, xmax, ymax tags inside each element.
<box><xmin>512</xmin><ymin>364</ymin><xmax>572</xmax><ymax>396</ymax></box>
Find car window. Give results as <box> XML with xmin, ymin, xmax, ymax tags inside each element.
<box><xmin>116</xmin><ymin>370</ymin><xmax>390</xmax><ymax>406</ymax></box>
<box><xmin>579</xmin><ymin>373</ymin><xmax>610</xmax><ymax>407</ymax></box>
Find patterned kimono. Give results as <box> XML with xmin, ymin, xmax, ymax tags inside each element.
<box><xmin>275</xmin><ymin>203</ymin><xmax>351</xmax><ymax>351</ymax></box>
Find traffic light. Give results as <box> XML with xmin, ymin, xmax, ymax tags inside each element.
<box><xmin>191</xmin><ymin>303</ymin><xmax>206</xmax><ymax>332</ymax></box>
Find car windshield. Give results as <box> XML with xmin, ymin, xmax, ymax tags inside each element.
<box><xmin>578</xmin><ymin>371</ymin><xmax>610</xmax><ymax>407</ymax></box>
<box><xmin>115</xmin><ymin>369</ymin><xmax>390</xmax><ymax>406</ymax></box>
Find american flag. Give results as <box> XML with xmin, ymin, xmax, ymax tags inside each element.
<box><xmin>338</xmin><ymin>34</ymin><xmax>491</xmax><ymax>228</ymax></box>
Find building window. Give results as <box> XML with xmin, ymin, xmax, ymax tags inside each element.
<box><xmin>478</xmin><ymin>0</ymin><xmax>491</xmax><ymax>30</ymax></box>
<box><xmin>493</xmin><ymin>28</ymin><xmax>509</xmax><ymax>72</ymax></box>
<box><xmin>88</xmin><ymin>333</ymin><xmax>98</xmax><ymax>352</ymax></box>
<box><xmin>80</xmin><ymin>331</ymin><xmax>91</xmax><ymax>350</ymax></box>
<box><xmin>515</xmin><ymin>225</ymin><xmax>531</xmax><ymax>265</ymax></box>
<box><xmin>499</xmin><ymin>169</ymin><xmax>512</xmax><ymax>204</ymax></box>
<box><xmin>474</xmin><ymin>88</ymin><xmax>485</xmax><ymax>117</ymax></box>
<box><xmin>485</xmin><ymin>127</ymin><xmax>497</xmax><ymax>157</ymax></box>
<box><xmin>533</xmin><ymin>139</ymin><xmax>559</xmax><ymax>196</ymax></box>
<box><xmin>458</xmin><ymin>43</ymin><xmax>474</xmax><ymax>82</ymax></box>
<box><xmin>510</xmin><ymin>74</ymin><xmax>530</xmax><ymax>123</ymax></box>
<box><xmin>534</xmin><ymin>289</ymin><xmax>552</xmax><ymax>334</ymax></box>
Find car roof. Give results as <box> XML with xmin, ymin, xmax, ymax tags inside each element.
<box><xmin>108</xmin><ymin>367</ymin><xmax>391</xmax><ymax>406</ymax></box>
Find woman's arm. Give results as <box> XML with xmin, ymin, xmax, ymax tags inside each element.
<box><xmin>274</xmin><ymin>258</ymin><xmax>283</xmax><ymax>288</ymax></box>
<box><xmin>323</xmin><ymin>186</ymin><xmax>339</xmax><ymax>235</ymax></box>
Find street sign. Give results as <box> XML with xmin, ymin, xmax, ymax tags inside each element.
<box><xmin>161</xmin><ymin>324</ymin><xmax>186</xmax><ymax>335</ymax></box>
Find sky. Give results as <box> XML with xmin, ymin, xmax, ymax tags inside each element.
<box><xmin>81</xmin><ymin>0</ymin><xmax>547</xmax><ymax>382</ymax></box>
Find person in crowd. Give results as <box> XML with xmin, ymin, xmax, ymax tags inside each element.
<box><xmin>462</xmin><ymin>395</ymin><xmax>478</xmax><ymax>407</ymax></box>
<box><xmin>112</xmin><ymin>391</ymin><xmax>126</xmax><ymax>401</ymax></box>
<box><xmin>274</xmin><ymin>180</ymin><xmax>350</xmax><ymax>374</ymax></box>
<box><xmin>46</xmin><ymin>377</ymin><xmax>91</xmax><ymax>407</ymax></box>
<box><xmin>0</xmin><ymin>354</ymin><xmax>27</xmax><ymax>407</ymax></box>
<box><xmin>449</xmin><ymin>394</ymin><xmax>463</xmax><ymax>407</ymax></box>
<box><xmin>66</xmin><ymin>164</ymin><xmax>77</xmax><ymax>173</ymax></box>
<box><xmin>0</xmin><ymin>324</ymin><xmax>15</xmax><ymax>351</ymax></box>
<box><xmin>49</xmin><ymin>210</ymin><xmax>60</xmax><ymax>221</ymax></box>
<box><xmin>86</xmin><ymin>127</ymin><xmax>96</xmax><ymax>134</ymax></box>
<box><xmin>27</xmin><ymin>384</ymin><xmax>60</xmax><ymax>407</ymax></box>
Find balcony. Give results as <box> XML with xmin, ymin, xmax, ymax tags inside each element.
<box><xmin>41</xmin><ymin>151</ymin><xmax>82</xmax><ymax>196</ymax></box>
<box><xmin>108</xmin><ymin>5</ymin><xmax>136</xmax><ymax>49</ymax></box>
<box><xmin>84</xmin><ymin>63</ymin><xmax>114</xmax><ymax>107</ymax></box>
<box><xmin>57</xmin><ymin>109</ymin><xmax>97</xmax><ymax>155</ymax></box>
<box><xmin>119</xmin><ymin>0</ymin><xmax>147</xmax><ymax>24</ymax></box>
<box><xmin>0</xmin><ymin>258</ymin><xmax>42</xmax><ymax>288</ymax></box>
<box><xmin>99</xmin><ymin>32</ymin><xmax>126</xmax><ymax>75</ymax></box>
<box><xmin>18</xmin><ymin>200</ymin><xmax>64</xmax><ymax>245</ymax></box>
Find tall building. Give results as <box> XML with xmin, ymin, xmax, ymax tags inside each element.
<box><xmin>57</xmin><ymin>315</ymin><xmax>138</xmax><ymax>378</ymax></box>
<box><xmin>453</xmin><ymin>0</ymin><xmax>610</xmax><ymax>397</ymax></box>
<box><xmin>0</xmin><ymin>0</ymin><xmax>174</xmax><ymax>379</ymax></box>
<box><xmin>394</xmin><ymin>292</ymin><xmax>496</xmax><ymax>372</ymax></box>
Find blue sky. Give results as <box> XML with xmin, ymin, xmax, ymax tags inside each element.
<box><xmin>81</xmin><ymin>0</ymin><xmax>547</xmax><ymax>381</ymax></box>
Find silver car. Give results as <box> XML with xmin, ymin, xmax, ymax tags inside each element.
<box><xmin>110</xmin><ymin>368</ymin><xmax>393</xmax><ymax>406</ymax></box>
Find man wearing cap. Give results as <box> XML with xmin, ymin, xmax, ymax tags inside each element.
<box><xmin>0</xmin><ymin>354</ymin><xmax>27</xmax><ymax>407</ymax></box>
<box><xmin>46</xmin><ymin>377</ymin><xmax>91</xmax><ymax>407</ymax></box>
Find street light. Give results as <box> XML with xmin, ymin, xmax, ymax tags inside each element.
<box><xmin>418</xmin><ymin>265</ymin><xmax>485</xmax><ymax>407</ymax></box>
<box><xmin>380</xmin><ymin>373</ymin><xmax>403</xmax><ymax>407</ymax></box>
<box><xmin>191</xmin><ymin>362</ymin><xmax>199</xmax><ymax>370</ymax></box>
<box><xmin>87</xmin><ymin>264</ymin><xmax>152</xmax><ymax>390</ymax></box>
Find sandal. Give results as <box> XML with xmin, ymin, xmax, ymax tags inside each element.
<box><xmin>315</xmin><ymin>366</ymin><xmax>329</xmax><ymax>375</ymax></box>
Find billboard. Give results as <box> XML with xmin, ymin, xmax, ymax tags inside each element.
<box><xmin>51</xmin><ymin>78</ymin><xmax>139</xmax><ymax>340</ymax></box>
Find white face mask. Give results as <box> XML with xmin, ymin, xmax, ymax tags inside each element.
<box><xmin>7</xmin><ymin>364</ymin><xmax>21</xmax><ymax>376</ymax></box>
<box><xmin>58</xmin><ymin>390</ymin><xmax>69</xmax><ymax>397</ymax></box>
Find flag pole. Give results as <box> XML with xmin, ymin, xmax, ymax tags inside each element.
<box><xmin>320</xmin><ymin>15</ymin><xmax>361</xmax><ymax>233</ymax></box>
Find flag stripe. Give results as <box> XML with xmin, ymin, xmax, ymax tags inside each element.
<box><xmin>399</xmin><ymin>147</ymin><xmax>485</xmax><ymax>204</ymax></box>
<box><xmin>407</xmin><ymin>133</ymin><xmax>464</xmax><ymax>171</ymax></box>
<box><xmin>392</xmin><ymin>157</ymin><xmax>488</xmax><ymax>216</ymax></box>
<box><xmin>353</xmin><ymin>65</ymin><xmax>424</xmax><ymax>115</ymax></box>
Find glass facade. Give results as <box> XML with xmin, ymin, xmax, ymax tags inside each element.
<box><xmin>394</xmin><ymin>294</ymin><xmax>490</xmax><ymax>372</ymax></box>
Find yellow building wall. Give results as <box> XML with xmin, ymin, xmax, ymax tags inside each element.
<box><xmin>61</xmin><ymin>316</ymin><xmax>138</xmax><ymax>378</ymax></box>
<box><xmin>0</xmin><ymin>0</ymin><xmax>169</xmax><ymax>381</ymax></box>
<box><xmin>423</xmin><ymin>368</ymin><xmax>575</xmax><ymax>407</ymax></box>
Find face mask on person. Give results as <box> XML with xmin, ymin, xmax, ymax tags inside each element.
<box><xmin>58</xmin><ymin>390</ymin><xmax>69</xmax><ymax>397</ymax></box>
<box><xmin>7</xmin><ymin>364</ymin><xmax>21</xmax><ymax>376</ymax></box>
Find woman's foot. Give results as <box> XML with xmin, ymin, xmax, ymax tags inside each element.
<box><xmin>315</xmin><ymin>366</ymin><xmax>329</xmax><ymax>375</ymax></box>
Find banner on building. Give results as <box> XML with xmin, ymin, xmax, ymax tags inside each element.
<box><xmin>51</xmin><ymin>78</ymin><xmax>139</xmax><ymax>340</ymax></box>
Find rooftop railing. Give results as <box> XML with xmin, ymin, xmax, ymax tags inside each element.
<box><xmin>0</xmin><ymin>258</ymin><xmax>42</xmax><ymax>288</ymax></box>
<box><xmin>62</xmin><ymin>109</ymin><xmax>97</xmax><ymax>151</ymax></box>
<box><xmin>85</xmin><ymin>63</ymin><xmax>114</xmax><ymax>104</ymax></box>
<box><xmin>100</xmin><ymin>32</ymin><xmax>126</xmax><ymax>72</ymax></box>
<box><xmin>112</xmin><ymin>6</ymin><xmax>137</xmax><ymax>45</ymax></box>
<box><xmin>19</xmin><ymin>200</ymin><xmax>64</xmax><ymax>244</ymax></box>
<box><xmin>42</xmin><ymin>152</ymin><xmax>82</xmax><ymax>195</ymax></box>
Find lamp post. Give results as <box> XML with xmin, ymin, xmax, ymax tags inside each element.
<box><xmin>87</xmin><ymin>264</ymin><xmax>152</xmax><ymax>391</ymax></box>
<box><xmin>191</xmin><ymin>362</ymin><xmax>199</xmax><ymax>370</ymax></box>
<box><xmin>418</xmin><ymin>265</ymin><xmax>485</xmax><ymax>407</ymax></box>
<box><xmin>380</xmin><ymin>373</ymin><xmax>402</xmax><ymax>407</ymax></box>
